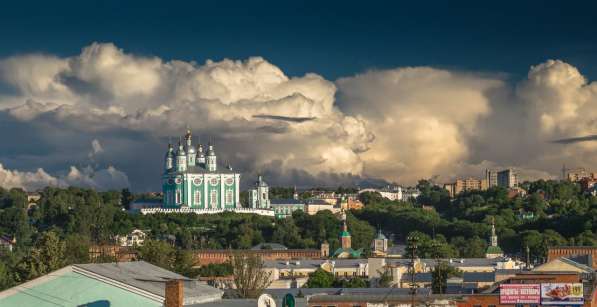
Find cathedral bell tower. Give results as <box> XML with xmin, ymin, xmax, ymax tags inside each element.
<box><xmin>340</xmin><ymin>219</ymin><xmax>352</xmax><ymax>250</ymax></box>
<box><xmin>485</xmin><ymin>217</ymin><xmax>504</xmax><ymax>258</ymax></box>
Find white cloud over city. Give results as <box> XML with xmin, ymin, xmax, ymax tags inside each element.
<box><xmin>0</xmin><ymin>43</ymin><xmax>596</xmax><ymax>191</ymax></box>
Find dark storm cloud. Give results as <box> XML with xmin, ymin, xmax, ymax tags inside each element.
<box><xmin>252</xmin><ymin>114</ymin><xmax>317</xmax><ymax>123</ymax></box>
<box><xmin>551</xmin><ymin>135</ymin><xmax>597</xmax><ymax>144</ymax></box>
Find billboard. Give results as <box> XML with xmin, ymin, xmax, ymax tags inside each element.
<box><xmin>500</xmin><ymin>284</ymin><xmax>541</xmax><ymax>304</ymax></box>
<box><xmin>541</xmin><ymin>283</ymin><xmax>584</xmax><ymax>305</ymax></box>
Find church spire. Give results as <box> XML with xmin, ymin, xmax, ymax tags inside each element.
<box><xmin>485</xmin><ymin>216</ymin><xmax>503</xmax><ymax>258</ymax></box>
<box><xmin>490</xmin><ymin>217</ymin><xmax>498</xmax><ymax>247</ymax></box>
<box><xmin>340</xmin><ymin>212</ymin><xmax>351</xmax><ymax>250</ymax></box>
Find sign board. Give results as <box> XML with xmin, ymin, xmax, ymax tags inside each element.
<box><xmin>500</xmin><ymin>284</ymin><xmax>541</xmax><ymax>304</ymax></box>
<box><xmin>541</xmin><ymin>283</ymin><xmax>584</xmax><ymax>305</ymax></box>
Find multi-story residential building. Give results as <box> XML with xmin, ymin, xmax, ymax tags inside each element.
<box><xmin>497</xmin><ymin>168</ymin><xmax>517</xmax><ymax>188</ymax></box>
<box><xmin>485</xmin><ymin>168</ymin><xmax>518</xmax><ymax>188</ymax></box>
<box><xmin>444</xmin><ymin>178</ymin><xmax>488</xmax><ymax>197</ymax></box>
<box><xmin>486</xmin><ymin>169</ymin><xmax>498</xmax><ymax>187</ymax></box>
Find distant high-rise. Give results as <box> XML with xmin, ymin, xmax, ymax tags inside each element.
<box><xmin>485</xmin><ymin>169</ymin><xmax>498</xmax><ymax>187</ymax></box>
<box><xmin>497</xmin><ymin>168</ymin><xmax>517</xmax><ymax>188</ymax></box>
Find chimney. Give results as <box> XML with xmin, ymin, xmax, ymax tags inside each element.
<box><xmin>165</xmin><ymin>279</ymin><xmax>183</xmax><ymax>307</ymax></box>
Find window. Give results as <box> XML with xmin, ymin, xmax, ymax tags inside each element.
<box><xmin>175</xmin><ymin>190</ymin><xmax>181</xmax><ymax>204</ymax></box>
<box><xmin>262</xmin><ymin>192</ymin><xmax>267</xmax><ymax>199</ymax></box>
<box><xmin>225</xmin><ymin>190</ymin><xmax>233</xmax><ymax>205</ymax></box>
<box><xmin>488</xmin><ymin>305</ymin><xmax>496</xmax><ymax>307</ymax></box>
<box><xmin>210</xmin><ymin>190</ymin><xmax>218</xmax><ymax>207</ymax></box>
<box><xmin>194</xmin><ymin>190</ymin><xmax>201</xmax><ymax>206</ymax></box>
<box><xmin>473</xmin><ymin>305</ymin><xmax>482</xmax><ymax>307</ymax></box>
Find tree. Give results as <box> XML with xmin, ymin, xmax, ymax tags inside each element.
<box><xmin>172</xmin><ymin>249</ymin><xmax>196</xmax><ymax>277</ymax></box>
<box><xmin>198</xmin><ymin>263</ymin><xmax>233</xmax><ymax>277</ymax></box>
<box><xmin>121</xmin><ymin>188</ymin><xmax>134</xmax><ymax>210</ymax></box>
<box><xmin>0</xmin><ymin>261</ymin><xmax>14</xmax><ymax>290</ymax></box>
<box><xmin>304</xmin><ymin>268</ymin><xmax>334</xmax><ymax>288</ymax></box>
<box><xmin>137</xmin><ymin>240</ymin><xmax>175</xmax><ymax>269</ymax></box>
<box><xmin>431</xmin><ymin>261</ymin><xmax>461</xmax><ymax>294</ymax></box>
<box><xmin>36</xmin><ymin>231</ymin><xmax>66</xmax><ymax>272</ymax></box>
<box><xmin>334</xmin><ymin>276</ymin><xmax>369</xmax><ymax>288</ymax></box>
<box><xmin>377</xmin><ymin>269</ymin><xmax>392</xmax><ymax>288</ymax></box>
<box><xmin>64</xmin><ymin>234</ymin><xmax>91</xmax><ymax>264</ymax></box>
<box><xmin>228</xmin><ymin>253</ymin><xmax>272</xmax><ymax>298</ymax></box>
<box><xmin>359</xmin><ymin>191</ymin><xmax>384</xmax><ymax>205</ymax></box>
<box><xmin>15</xmin><ymin>231</ymin><xmax>65</xmax><ymax>281</ymax></box>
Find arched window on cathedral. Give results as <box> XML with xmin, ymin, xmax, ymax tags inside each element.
<box><xmin>175</xmin><ymin>190</ymin><xmax>181</xmax><ymax>204</ymax></box>
<box><xmin>210</xmin><ymin>190</ymin><xmax>218</xmax><ymax>208</ymax></box>
<box><xmin>225</xmin><ymin>190</ymin><xmax>233</xmax><ymax>205</ymax></box>
<box><xmin>194</xmin><ymin>190</ymin><xmax>201</xmax><ymax>206</ymax></box>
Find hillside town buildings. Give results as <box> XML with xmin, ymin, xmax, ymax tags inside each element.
<box><xmin>358</xmin><ymin>186</ymin><xmax>421</xmax><ymax>201</ymax></box>
<box><xmin>444</xmin><ymin>178</ymin><xmax>489</xmax><ymax>197</ymax></box>
<box><xmin>444</xmin><ymin>169</ymin><xmax>519</xmax><ymax>197</ymax></box>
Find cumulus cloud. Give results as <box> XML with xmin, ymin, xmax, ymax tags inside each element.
<box><xmin>337</xmin><ymin>67</ymin><xmax>501</xmax><ymax>183</ymax></box>
<box><xmin>0</xmin><ymin>164</ymin><xmax>129</xmax><ymax>191</ymax></box>
<box><xmin>0</xmin><ymin>43</ymin><xmax>596</xmax><ymax>190</ymax></box>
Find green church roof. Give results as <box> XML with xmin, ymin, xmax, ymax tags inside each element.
<box><xmin>332</xmin><ymin>247</ymin><xmax>363</xmax><ymax>258</ymax></box>
<box><xmin>340</xmin><ymin>230</ymin><xmax>351</xmax><ymax>237</ymax></box>
<box><xmin>486</xmin><ymin>245</ymin><xmax>503</xmax><ymax>254</ymax></box>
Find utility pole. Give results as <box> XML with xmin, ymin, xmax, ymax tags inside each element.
<box><xmin>408</xmin><ymin>234</ymin><xmax>419</xmax><ymax>307</ymax></box>
<box><xmin>432</xmin><ymin>240</ymin><xmax>442</xmax><ymax>294</ymax></box>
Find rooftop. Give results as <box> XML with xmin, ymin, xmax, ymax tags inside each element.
<box><xmin>270</xmin><ymin>199</ymin><xmax>304</xmax><ymax>205</ymax></box>
<box><xmin>74</xmin><ymin>261</ymin><xmax>223</xmax><ymax>305</ymax></box>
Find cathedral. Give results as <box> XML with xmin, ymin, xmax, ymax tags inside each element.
<box><xmin>162</xmin><ymin>130</ymin><xmax>241</xmax><ymax>209</ymax></box>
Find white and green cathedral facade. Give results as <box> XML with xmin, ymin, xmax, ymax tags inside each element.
<box><xmin>162</xmin><ymin>130</ymin><xmax>241</xmax><ymax>209</ymax></box>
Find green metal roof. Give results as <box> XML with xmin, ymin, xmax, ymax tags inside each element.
<box><xmin>0</xmin><ymin>269</ymin><xmax>160</xmax><ymax>307</ymax></box>
<box><xmin>486</xmin><ymin>246</ymin><xmax>503</xmax><ymax>254</ymax></box>
<box><xmin>332</xmin><ymin>247</ymin><xmax>363</xmax><ymax>258</ymax></box>
<box><xmin>376</xmin><ymin>232</ymin><xmax>387</xmax><ymax>240</ymax></box>
<box><xmin>340</xmin><ymin>230</ymin><xmax>351</xmax><ymax>237</ymax></box>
